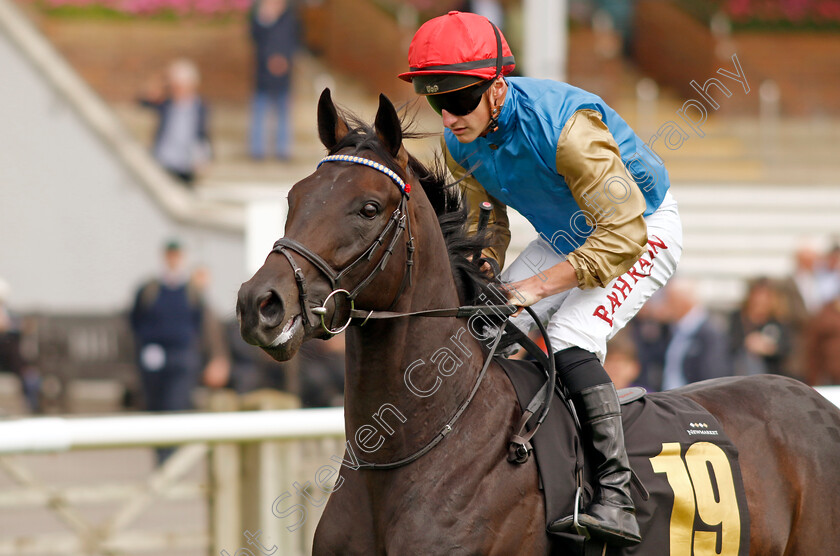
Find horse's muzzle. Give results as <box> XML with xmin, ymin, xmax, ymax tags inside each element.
<box><xmin>237</xmin><ymin>284</ymin><xmax>287</xmax><ymax>347</ymax></box>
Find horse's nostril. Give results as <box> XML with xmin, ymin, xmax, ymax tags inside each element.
<box><xmin>258</xmin><ymin>290</ymin><xmax>285</xmax><ymax>327</ymax></box>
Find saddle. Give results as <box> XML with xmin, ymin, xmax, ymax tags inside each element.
<box><xmin>496</xmin><ymin>356</ymin><xmax>751</xmax><ymax>556</ymax></box>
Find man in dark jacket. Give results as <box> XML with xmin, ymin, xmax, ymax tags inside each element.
<box><xmin>661</xmin><ymin>278</ymin><xmax>732</xmax><ymax>390</ymax></box>
<box><xmin>129</xmin><ymin>240</ymin><xmax>204</xmax><ymax>463</ymax></box>
<box><xmin>249</xmin><ymin>0</ymin><xmax>299</xmax><ymax>160</ymax></box>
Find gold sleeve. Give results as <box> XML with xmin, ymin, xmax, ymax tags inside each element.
<box><xmin>443</xmin><ymin>139</ymin><xmax>511</xmax><ymax>270</ymax></box>
<box><xmin>556</xmin><ymin>109</ymin><xmax>649</xmax><ymax>289</ymax></box>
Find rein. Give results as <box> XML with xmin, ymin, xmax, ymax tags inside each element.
<box><xmin>272</xmin><ymin>153</ymin><xmax>553</xmax><ymax>470</ymax></box>
<box><xmin>357</xmin><ymin>325</ymin><xmax>506</xmax><ymax>470</ymax></box>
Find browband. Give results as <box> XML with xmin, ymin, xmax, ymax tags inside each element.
<box><xmin>318</xmin><ymin>154</ymin><xmax>410</xmax><ymax>196</ymax></box>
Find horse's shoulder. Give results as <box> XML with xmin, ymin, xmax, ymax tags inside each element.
<box><xmin>315</xmin><ymin>474</ymin><xmax>376</xmax><ymax>553</ymax></box>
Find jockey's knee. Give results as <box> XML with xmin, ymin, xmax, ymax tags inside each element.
<box><xmin>553</xmin><ymin>346</ymin><xmax>610</xmax><ymax>395</ymax></box>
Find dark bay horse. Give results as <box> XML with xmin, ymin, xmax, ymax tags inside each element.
<box><xmin>237</xmin><ymin>90</ymin><xmax>840</xmax><ymax>555</ymax></box>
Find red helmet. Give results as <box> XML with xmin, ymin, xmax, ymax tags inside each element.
<box><xmin>398</xmin><ymin>11</ymin><xmax>515</xmax><ymax>95</ymax></box>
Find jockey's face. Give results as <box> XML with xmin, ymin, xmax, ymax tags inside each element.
<box><xmin>440</xmin><ymin>78</ymin><xmax>506</xmax><ymax>144</ymax></box>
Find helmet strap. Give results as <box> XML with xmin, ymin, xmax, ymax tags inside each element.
<box><xmin>486</xmin><ymin>106</ymin><xmax>501</xmax><ymax>134</ymax></box>
<box><xmin>483</xmin><ymin>22</ymin><xmax>505</xmax><ymax>136</ymax></box>
<box><xmin>483</xmin><ymin>79</ymin><xmax>505</xmax><ymax>136</ymax></box>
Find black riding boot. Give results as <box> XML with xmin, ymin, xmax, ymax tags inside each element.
<box><xmin>549</xmin><ymin>383</ymin><xmax>641</xmax><ymax>546</ymax></box>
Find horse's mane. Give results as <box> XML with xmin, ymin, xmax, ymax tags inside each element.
<box><xmin>328</xmin><ymin>110</ymin><xmax>492</xmax><ymax>305</ymax></box>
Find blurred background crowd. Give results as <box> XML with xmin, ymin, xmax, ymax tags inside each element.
<box><xmin>605</xmin><ymin>237</ymin><xmax>840</xmax><ymax>391</ymax></box>
<box><xmin>2</xmin><ymin>0</ymin><xmax>840</xmax><ymax>419</ymax></box>
<box><xmin>5</xmin><ymin>235</ymin><xmax>840</xmax><ymax>418</ymax></box>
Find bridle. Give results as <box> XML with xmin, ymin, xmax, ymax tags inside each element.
<box><xmin>274</xmin><ymin>153</ymin><xmax>522</xmax><ymax>335</ymax></box>
<box><xmin>272</xmin><ymin>154</ymin><xmax>415</xmax><ymax>335</ymax></box>
<box><xmin>269</xmin><ymin>153</ymin><xmax>555</xmax><ymax>471</ymax></box>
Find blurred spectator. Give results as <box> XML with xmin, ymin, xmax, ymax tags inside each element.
<box><xmin>778</xmin><ymin>239</ymin><xmax>828</xmax><ymax>325</ymax></box>
<box><xmin>594</xmin><ymin>0</ymin><xmax>637</xmax><ymax>56</ymax></box>
<box><xmin>625</xmin><ymin>290</ymin><xmax>670</xmax><ymax>391</ymax></box>
<box><xmin>223</xmin><ymin>314</ymin><xmax>307</xmax><ymax>397</ymax></box>
<box><xmin>804</xmin><ymin>296</ymin><xmax>840</xmax><ymax>386</ymax></box>
<box><xmin>190</xmin><ymin>266</ymin><xmax>231</xmax><ymax>390</ymax></box>
<box><xmin>129</xmin><ymin>240</ymin><xmax>205</xmax><ymax>464</ymax></box>
<box><xmin>138</xmin><ymin>59</ymin><xmax>212</xmax><ymax>186</ymax></box>
<box><xmin>777</xmin><ymin>239</ymin><xmax>837</xmax><ymax>378</ymax></box>
<box><xmin>225</xmin><ymin>318</ymin><xmax>275</xmax><ymax>393</ymax></box>
<box><xmin>298</xmin><ymin>335</ymin><xmax>345</xmax><ymax>408</ymax></box>
<box><xmin>458</xmin><ymin>0</ymin><xmax>505</xmax><ymax>28</ymax></box>
<box><xmin>661</xmin><ymin>279</ymin><xmax>731</xmax><ymax>390</ymax></box>
<box><xmin>0</xmin><ymin>278</ymin><xmax>19</xmax><ymax>369</ymax></box>
<box><xmin>249</xmin><ymin>0</ymin><xmax>299</xmax><ymax>161</ymax></box>
<box><xmin>1</xmin><ymin>279</ymin><xmax>33</xmax><ymax>412</ymax></box>
<box><xmin>729</xmin><ymin>277</ymin><xmax>793</xmax><ymax>377</ymax></box>
<box><xmin>603</xmin><ymin>330</ymin><xmax>641</xmax><ymax>390</ymax></box>
<box><xmin>0</xmin><ymin>279</ymin><xmax>40</xmax><ymax>412</ymax></box>
<box><xmin>818</xmin><ymin>243</ymin><xmax>840</xmax><ymax>303</ymax></box>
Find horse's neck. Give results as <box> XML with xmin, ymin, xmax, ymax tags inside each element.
<box><xmin>343</xmin><ymin>217</ymin><xmax>487</xmax><ymax>461</ymax></box>
<box><xmin>344</xmin><ymin>317</ymin><xmax>486</xmax><ymax>462</ymax></box>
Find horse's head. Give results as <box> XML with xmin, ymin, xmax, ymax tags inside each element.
<box><xmin>237</xmin><ymin>89</ymin><xmax>419</xmax><ymax>360</ymax></box>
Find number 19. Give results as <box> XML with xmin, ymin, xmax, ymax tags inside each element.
<box><xmin>650</xmin><ymin>442</ymin><xmax>741</xmax><ymax>556</ymax></box>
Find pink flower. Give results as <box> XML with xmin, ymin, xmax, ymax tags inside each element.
<box><xmin>34</xmin><ymin>0</ymin><xmax>254</xmax><ymax>16</ymax></box>
<box><xmin>815</xmin><ymin>0</ymin><xmax>840</xmax><ymax>21</ymax></box>
<box><xmin>780</xmin><ymin>0</ymin><xmax>810</xmax><ymax>21</ymax></box>
<box><xmin>728</xmin><ymin>0</ymin><xmax>753</xmax><ymax>19</ymax></box>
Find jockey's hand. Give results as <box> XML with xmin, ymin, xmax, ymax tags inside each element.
<box><xmin>501</xmin><ymin>260</ymin><xmax>580</xmax><ymax>316</ymax></box>
<box><xmin>466</xmin><ymin>254</ymin><xmax>494</xmax><ymax>278</ymax></box>
<box><xmin>500</xmin><ymin>276</ymin><xmax>545</xmax><ymax>318</ymax></box>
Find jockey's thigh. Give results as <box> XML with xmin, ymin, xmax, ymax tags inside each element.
<box><xmin>549</xmin><ymin>192</ymin><xmax>683</xmax><ymax>362</ymax></box>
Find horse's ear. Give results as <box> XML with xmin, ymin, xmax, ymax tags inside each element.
<box><xmin>317</xmin><ymin>88</ymin><xmax>349</xmax><ymax>150</ymax></box>
<box><xmin>374</xmin><ymin>93</ymin><xmax>409</xmax><ymax>168</ymax></box>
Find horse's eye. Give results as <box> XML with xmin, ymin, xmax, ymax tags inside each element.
<box><xmin>361</xmin><ymin>203</ymin><xmax>379</xmax><ymax>219</ymax></box>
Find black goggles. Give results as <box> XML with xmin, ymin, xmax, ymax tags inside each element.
<box><xmin>426</xmin><ymin>79</ymin><xmax>494</xmax><ymax>116</ymax></box>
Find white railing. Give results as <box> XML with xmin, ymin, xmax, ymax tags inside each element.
<box><xmin>0</xmin><ymin>401</ymin><xmax>346</xmax><ymax>556</ymax></box>
<box><xmin>816</xmin><ymin>386</ymin><xmax>840</xmax><ymax>409</ymax></box>
<box><xmin>0</xmin><ymin>387</ymin><xmax>838</xmax><ymax>556</ymax></box>
<box><xmin>2</xmin><ymin>389</ymin><xmax>838</xmax><ymax>455</ymax></box>
<box><xmin>0</xmin><ymin>407</ymin><xmax>345</xmax><ymax>454</ymax></box>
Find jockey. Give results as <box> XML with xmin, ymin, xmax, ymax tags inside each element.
<box><xmin>398</xmin><ymin>11</ymin><xmax>683</xmax><ymax>546</ymax></box>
